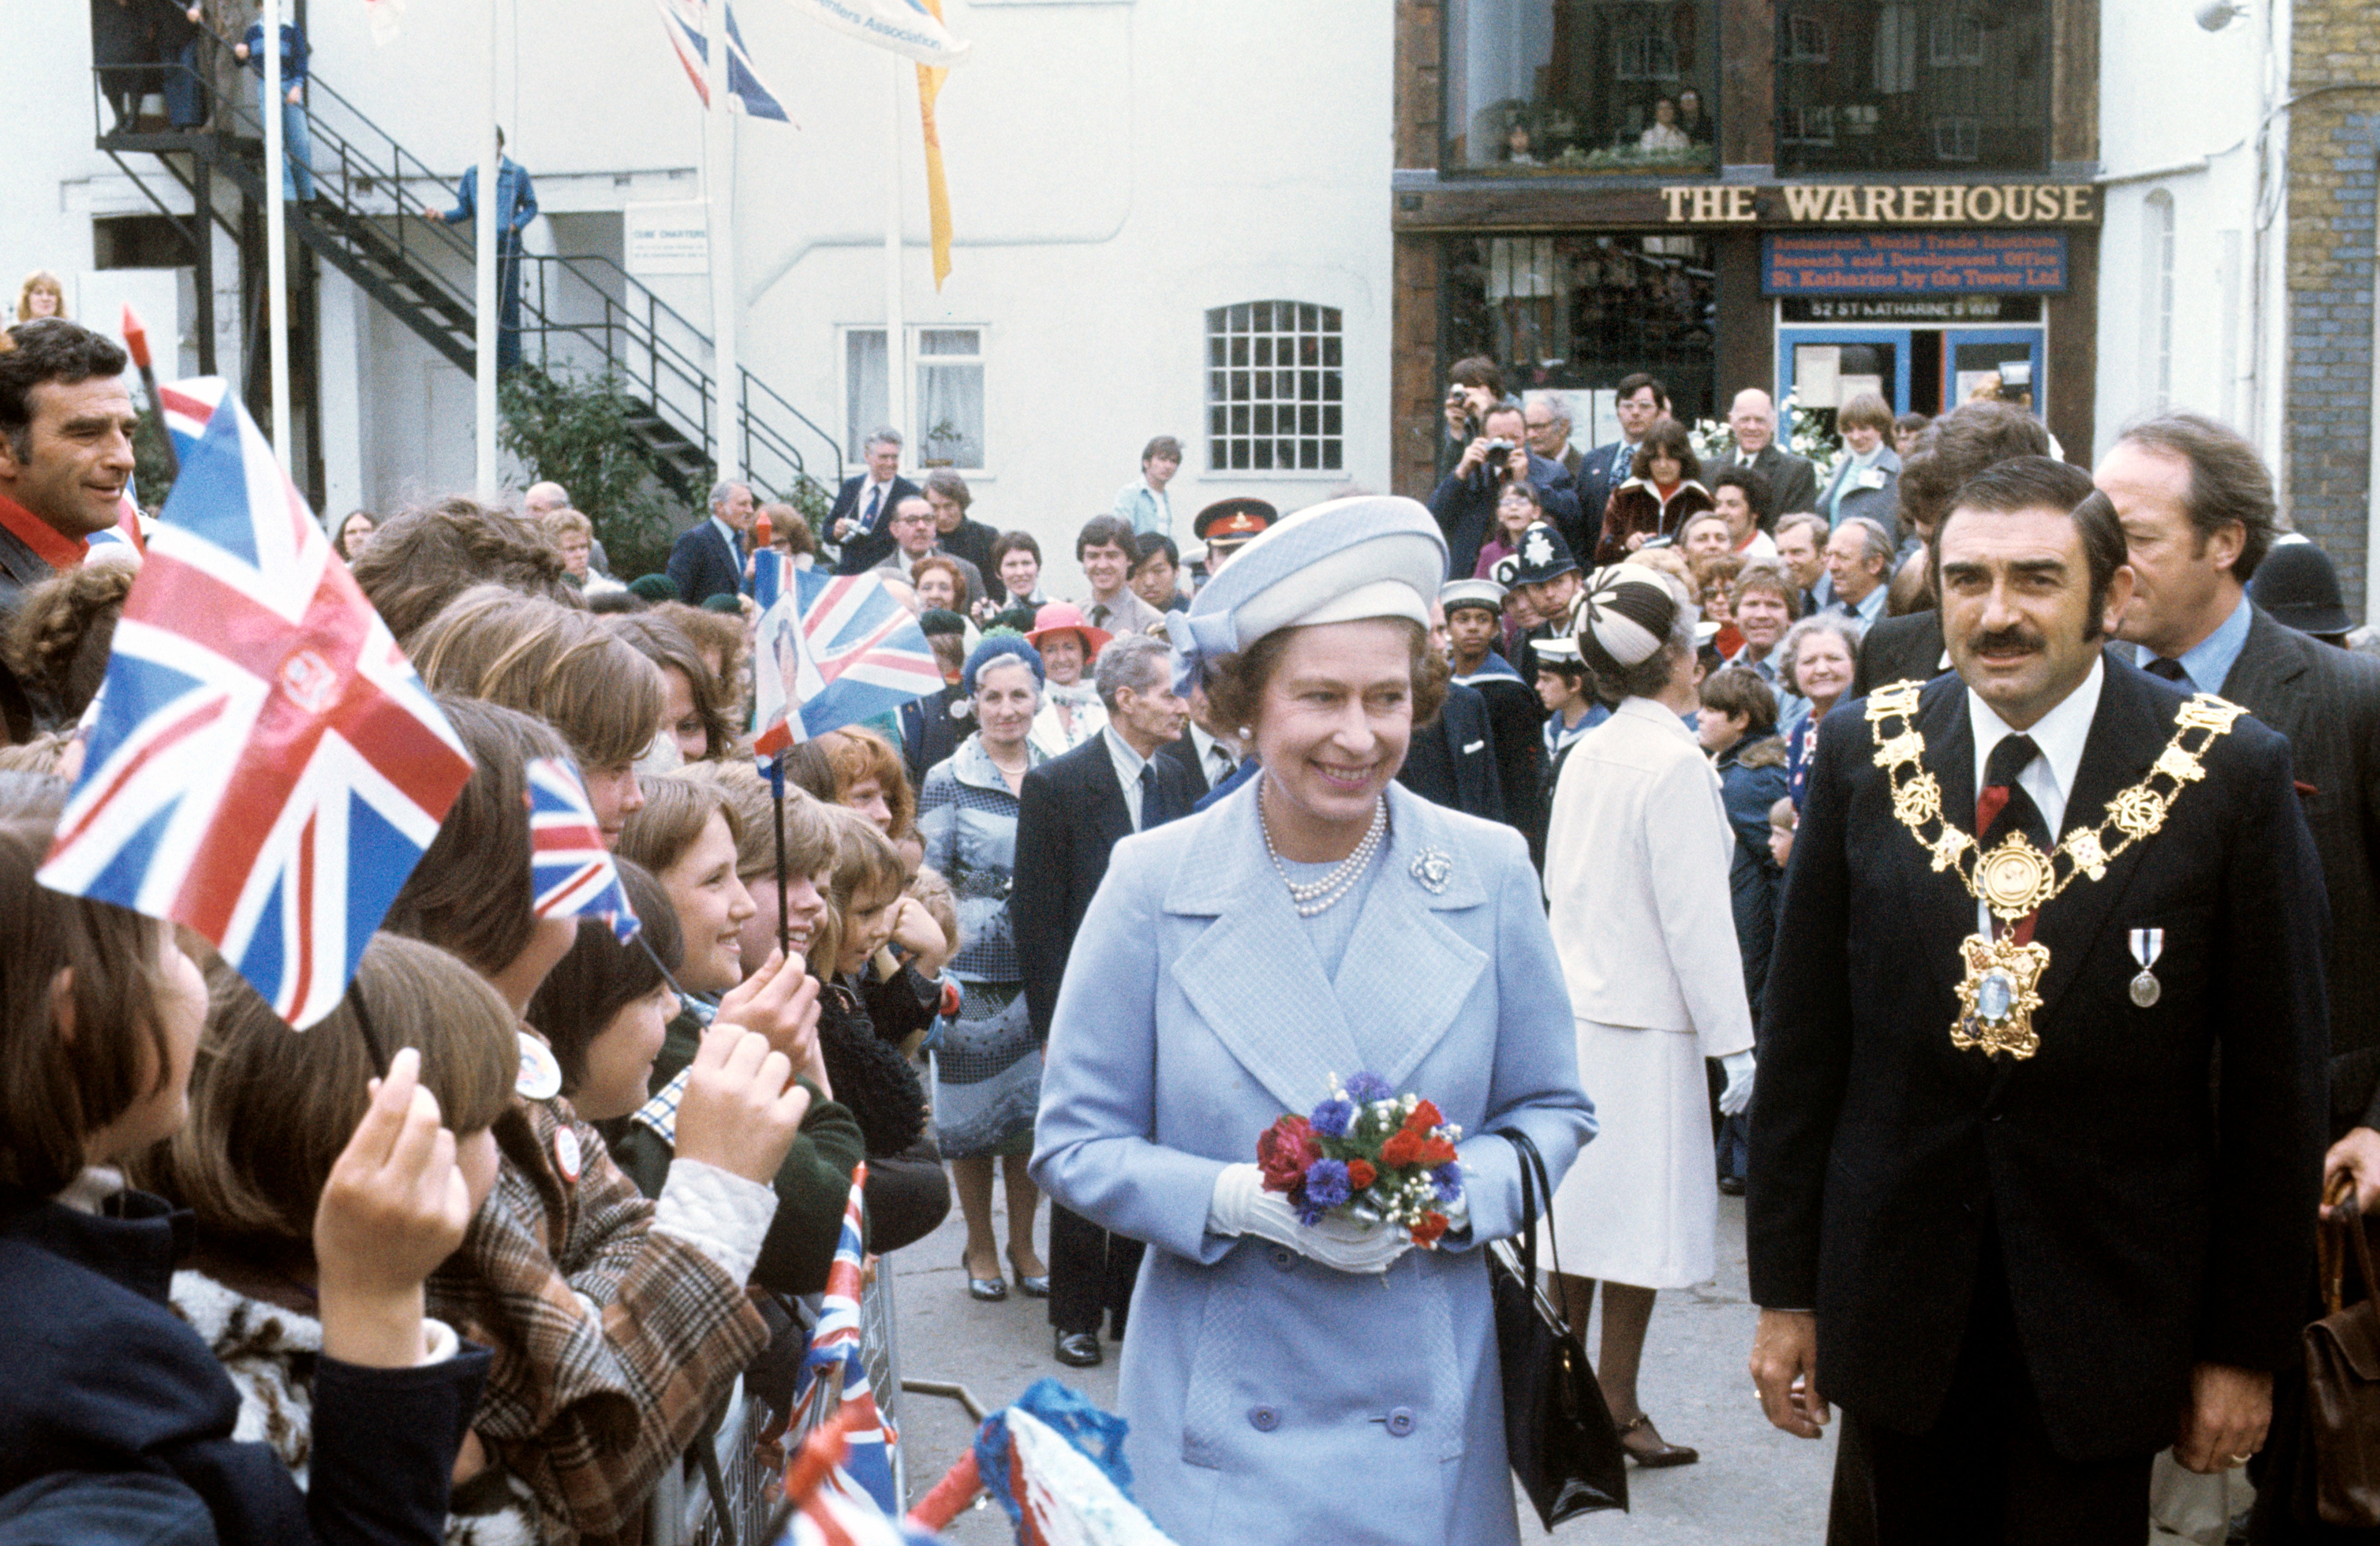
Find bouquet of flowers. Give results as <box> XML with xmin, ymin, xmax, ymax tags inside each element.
<box><xmin>1255</xmin><ymin>1072</ymin><xmax>1465</xmax><ymax>1248</ymax></box>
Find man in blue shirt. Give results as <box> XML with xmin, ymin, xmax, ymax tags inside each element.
<box><xmin>425</xmin><ymin>128</ymin><xmax>538</xmax><ymax>372</ymax></box>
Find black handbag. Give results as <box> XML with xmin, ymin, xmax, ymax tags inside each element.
<box><xmin>1488</xmin><ymin>1128</ymin><xmax>1628</xmax><ymax>1528</ymax></box>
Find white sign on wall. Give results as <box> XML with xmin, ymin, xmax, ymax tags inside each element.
<box><xmin>624</xmin><ymin>200</ymin><xmax>711</xmax><ymax>276</ymax></box>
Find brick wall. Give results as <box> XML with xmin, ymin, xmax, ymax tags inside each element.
<box><xmin>2282</xmin><ymin>0</ymin><xmax>2379</xmax><ymax>613</ymax></box>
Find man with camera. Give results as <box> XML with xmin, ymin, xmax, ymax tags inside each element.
<box><xmin>1428</xmin><ymin>399</ymin><xmax>1583</xmax><ymax>580</ymax></box>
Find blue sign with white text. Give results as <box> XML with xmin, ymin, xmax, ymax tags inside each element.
<box><xmin>1762</xmin><ymin>232</ymin><xmax>2068</xmax><ymax>296</ymax></box>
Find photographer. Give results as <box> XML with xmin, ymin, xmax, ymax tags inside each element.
<box><xmin>1428</xmin><ymin>399</ymin><xmax>1583</xmax><ymax>580</ymax></box>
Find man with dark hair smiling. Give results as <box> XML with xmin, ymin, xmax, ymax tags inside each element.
<box><xmin>1749</xmin><ymin>456</ymin><xmax>2329</xmax><ymax>1543</ymax></box>
<box><xmin>0</xmin><ymin>319</ymin><xmax>136</xmax><ymax>737</ymax></box>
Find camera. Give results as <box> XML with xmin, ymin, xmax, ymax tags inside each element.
<box><xmin>1482</xmin><ymin>437</ymin><xmax>1522</xmax><ymax>479</ymax></box>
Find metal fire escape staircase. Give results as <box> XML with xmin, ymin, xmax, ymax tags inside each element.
<box><xmin>93</xmin><ymin>35</ymin><xmax>840</xmax><ymax>505</ymax></box>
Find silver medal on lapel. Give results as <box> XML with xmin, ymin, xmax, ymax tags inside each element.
<box><xmin>2128</xmin><ymin>927</ymin><xmax>2164</xmax><ymax>1008</ymax></box>
<box><xmin>1410</xmin><ymin>847</ymin><xmax>1453</xmax><ymax>894</ymax></box>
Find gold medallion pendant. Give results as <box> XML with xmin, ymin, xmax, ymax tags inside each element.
<box><xmin>1951</xmin><ymin>932</ymin><xmax>2049</xmax><ymax>1060</ymax></box>
<box><xmin>1864</xmin><ymin>682</ymin><xmax>2245</xmax><ymax>1063</ymax></box>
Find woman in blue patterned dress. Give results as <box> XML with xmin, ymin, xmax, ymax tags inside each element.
<box><xmin>919</xmin><ymin>634</ymin><xmax>1051</xmax><ymax>1300</ymax></box>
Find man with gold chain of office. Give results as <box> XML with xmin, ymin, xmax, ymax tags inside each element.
<box><xmin>1743</xmin><ymin>457</ymin><xmax>2330</xmax><ymax>1545</ymax></box>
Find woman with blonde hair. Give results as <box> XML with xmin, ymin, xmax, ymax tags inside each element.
<box><xmin>15</xmin><ymin>270</ymin><xmax>67</xmax><ymax>323</ymax></box>
<box><xmin>410</xmin><ymin>584</ymin><xmax>664</xmax><ymax>844</ymax></box>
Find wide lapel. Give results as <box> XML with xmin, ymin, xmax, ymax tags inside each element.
<box><xmin>1164</xmin><ymin>787</ymin><xmax>1369</xmax><ymax>1113</ymax></box>
<box><xmin>1332</xmin><ymin>788</ymin><xmax>1491</xmax><ymax>1089</ymax></box>
<box><xmin>1079</xmin><ymin>742</ymin><xmax>1133</xmax><ymax>853</ymax></box>
<box><xmin>1908</xmin><ymin>678</ymin><xmax>1985</xmax><ymax>1002</ymax></box>
<box><xmin>2218</xmin><ymin>607</ymin><xmax>2310</xmax><ymax>715</ymax></box>
<box><xmin>2031</xmin><ymin>662</ymin><xmax>2174</xmax><ymax>1020</ymax></box>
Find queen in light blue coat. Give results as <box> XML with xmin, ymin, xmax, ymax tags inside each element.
<box><xmin>1032</xmin><ymin>496</ymin><xmax>1596</xmax><ymax>1546</ymax></box>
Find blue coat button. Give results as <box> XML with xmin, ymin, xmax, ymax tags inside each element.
<box><xmin>1386</xmin><ymin>1407</ymin><xmax>1416</xmax><ymax>1437</ymax></box>
<box><xmin>1249</xmin><ymin>1406</ymin><xmax>1280</xmax><ymax>1432</ymax></box>
<box><xmin>1269</xmin><ymin>1246</ymin><xmax>1296</xmax><ymax>1272</ymax></box>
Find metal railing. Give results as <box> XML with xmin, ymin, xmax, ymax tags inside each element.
<box><xmin>94</xmin><ymin>40</ymin><xmax>842</xmax><ymax>503</ymax></box>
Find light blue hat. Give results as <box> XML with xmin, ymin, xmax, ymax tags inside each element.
<box><xmin>1167</xmin><ymin>495</ymin><xmax>1447</xmax><ymax>693</ymax></box>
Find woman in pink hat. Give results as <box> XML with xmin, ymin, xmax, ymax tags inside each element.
<box><xmin>1023</xmin><ymin>603</ymin><xmax>1113</xmax><ymax>755</ymax></box>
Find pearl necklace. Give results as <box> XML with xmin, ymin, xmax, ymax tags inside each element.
<box><xmin>1259</xmin><ymin>787</ymin><xmax>1387</xmax><ymax>918</ymax></box>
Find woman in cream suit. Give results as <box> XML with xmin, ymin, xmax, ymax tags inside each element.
<box><xmin>1032</xmin><ymin>496</ymin><xmax>1596</xmax><ymax>1546</ymax></box>
<box><xmin>1544</xmin><ymin>565</ymin><xmax>1757</xmax><ymax>1468</ymax></box>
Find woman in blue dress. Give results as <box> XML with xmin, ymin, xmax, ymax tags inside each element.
<box><xmin>920</xmin><ymin>634</ymin><xmax>1051</xmax><ymax>1301</ymax></box>
<box><xmin>1032</xmin><ymin>496</ymin><xmax>1597</xmax><ymax>1546</ymax></box>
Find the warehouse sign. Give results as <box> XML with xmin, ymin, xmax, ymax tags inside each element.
<box><xmin>1661</xmin><ymin>184</ymin><xmax>2096</xmax><ymax>226</ymax></box>
<box><xmin>1762</xmin><ymin>232</ymin><xmax>2069</xmax><ymax>295</ymax></box>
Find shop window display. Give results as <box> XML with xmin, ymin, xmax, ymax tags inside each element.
<box><xmin>1444</xmin><ymin>0</ymin><xmax>1719</xmax><ymax>175</ymax></box>
<box><xmin>1442</xmin><ymin>234</ymin><xmax>1717</xmax><ymax>423</ymax></box>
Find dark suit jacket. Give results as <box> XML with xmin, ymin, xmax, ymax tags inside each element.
<box><xmin>1194</xmin><ymin>755</ymin><xmax>1261</xmax><ymax>812</ymax></box>
<box><xmin>1748</xmin><ymin>660</ymin><xmax>2330</xmax><ymax>1458</ymax></box>
<box><xmin>1712</xmin><ymin>442</ymin><xmax>1819</xmax><ymax>528</ymax></box>
<box><xmin>1012</xmin><ymin>734</ymin><xmax>1193</xmax><ymax>1041</ymax></box>
<box><xmin>1575</xmin><ymin>440</ymin><xmax>1637</xmax><ymax>543</ymax></box>
<box><xmin>829</xmin><ymin>474</ymin><xmax>924</xmax><ymax>576</ymax></box>
<box><xmin>899</xmin><ymin>684</ymin><xmax>969</xmax><ymax>792</ymax></box>
<box><xmin>664</xmin><ymin>520</ymin><xmax>743</xmax><ymax>606</ymax></box>
<box><xmin>1395</xmin><ymin>681</ymin><xmax>1503</xmax><ymax>823</ymax></box>
<box><xmin>1154</xmin><ymin>726</ymin><xmax>1225</xmax><ymax>802</ymax></box>
<box><xmin>939</xmin><ymin>516</ymin><xmax>1001</xmax><ymax>585</ymax></box>
<box><xmin>1427</xmin><ymin>454</ymin><xmax>1584</xmax><ymax>580</ymax></box>
<box><xmin>1852</xmin><ymin>608</ymin><xmax>1948</xmax><ymax>697</ymax></box>
<box><xmin>2217</xmin><ymin>606</ymin><xmax>2380</xmax><ymax>1133</ymax></box>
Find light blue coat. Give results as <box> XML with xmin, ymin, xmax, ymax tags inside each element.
<box><xmin>1031</xmin><ymin>782</ymin><xmax>1595</xmax><ymax>1546</ymax></box>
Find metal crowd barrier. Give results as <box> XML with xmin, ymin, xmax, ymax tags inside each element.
<box><xmin>647</xmin><ymin>1262</ymin><xmax>907</xmax><ymax>1546</ymax></box>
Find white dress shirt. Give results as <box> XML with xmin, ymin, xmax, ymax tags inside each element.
<box><xmin>1186</xmin><ymin>722</ymin><xmax>1238</xmax><ymax>788</ymax></box>
<box><xmin>1963</xmin><ymin>656</ymin><xmax>2104</xmax><ymax>932</ymax></box>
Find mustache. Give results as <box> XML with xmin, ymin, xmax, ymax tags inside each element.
<box><xmin>1967</xmin><ymin>626</ymin><xmax>2045</xmax><ymax>655</ymax></box>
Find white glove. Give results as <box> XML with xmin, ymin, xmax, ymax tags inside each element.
<box><xmin>1718</xmin><ymin>1050</ymin><xmax>1757</xmax><ymax>1117</ymax></box>
<box><xmin>1208</xmin><ymin>1163</ymin><xmax>1412</xmax><ymax>1276</ymax></box>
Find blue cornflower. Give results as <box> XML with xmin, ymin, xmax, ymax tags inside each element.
<box><xmin>1303</xmin><ymin>1159</ymin><xmax>1352</xmax><ymax>1210</ymax></box>
<box><xmin>1309</xmin><ymin>1098</ymin><xmax>1355</xmax><ymax>1138</ymax></box>
<box><xmin>1345</xmin><ymin>1072</ymin><xmax>1393</xmax><ymax>1104</ymax></box>
<box><xmin>1430</xmin><ymin>1163</ymin><xmax>1464</xmax><ymax>1203</ymax></box>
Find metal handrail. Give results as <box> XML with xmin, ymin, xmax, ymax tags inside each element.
<box><xmin>95</xmin><ymin>39</ymin><xmax>841</xmax><ymax>500</ymax></box>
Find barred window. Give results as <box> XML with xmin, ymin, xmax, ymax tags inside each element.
<box><xmin>1205</xmin><ymin>302</ymin><xmax>1343</xmax><ymax>473</ymax></box>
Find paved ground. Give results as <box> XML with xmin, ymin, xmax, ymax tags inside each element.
<box><xmin>883</xmin><ymin>1190</ymin><xmax>1839</xmax><ymax>1543</ymax></box>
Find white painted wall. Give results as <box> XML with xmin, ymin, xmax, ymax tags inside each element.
<box><xmin>13</xmin><ymin>0</ymin><xmax>1395</xmax><ymax>595</ymax></box>
<box><xmin>2093</xmin><ymin>0</ymin><xmax>2291</xmax><ymax>473</ymax></box>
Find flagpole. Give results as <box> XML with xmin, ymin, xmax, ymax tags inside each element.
<box><xmin>769</xmin><ymin>753</ymin><xmax>789</xmax><ymax>955</ymax></box>
<box><xmin>705</xmin><ymin>0</ymin><xmax>741</xmax><ymax>483</ymax></box>
<box><xmin>262</xmin><ymin>0</ymin><xmax>291</xmax><ymax>470</ymax></box>
<box><xmin>883</xmin><ymin>53</ymin><xmax>907</xmax><ymax>453</ymax></box>
<box><xmin>473</xmin><ymin>5</ymin><xmax>501</xmax><ymax>500</ymax></box>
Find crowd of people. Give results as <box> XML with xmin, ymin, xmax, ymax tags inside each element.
<box><xmin>4</xmin><ymin>302</ymin><xmax>2380</xmax><ymax>1546</ymax></box>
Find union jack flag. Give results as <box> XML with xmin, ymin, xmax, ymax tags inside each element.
<box><xmin>653</xmin><ymin>0</ymin><xmax>792</xmax><ymax>122</ymax></box>
<box><xmin>38</xmin><ymin>381</ymin><xmax>472</xmax><ymax>1029</ymax></box>
<box><xmin>785</xmin><ymin>1164</ymin><xmax>901</xmax><ymax>1515</ymax></box>
<box><xmin>752</xmin><ymin>571</ymin><xmax>944</xmax><ymax>757</ymax></box>
<box><xmin>527</xmin><ymin>757</ymin><xmax>640</xmax><ymax>942</ymax></box>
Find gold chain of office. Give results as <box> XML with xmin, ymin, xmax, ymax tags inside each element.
<box><xmin>1863</xmin><ymin>677</ymin><xmax>2247</xmax><ymax>922</ymax></box>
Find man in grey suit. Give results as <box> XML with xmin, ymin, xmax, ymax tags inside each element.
<box><xmin>1718</xmin><ymin>388</ymin><xmax>1819</xmax><ymax>527</ymax></box>
<box><xmin>1525</xmin><ymin>391</ymin><xmax>1587</xmax><ymax>481</ymax></box>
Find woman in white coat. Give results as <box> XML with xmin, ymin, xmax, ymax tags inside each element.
<box><xmin>1543</xmin><ymin>565</ymin><xmax>1757</xmax><ymax>1468</ymax></box>
<box><xmin>1032</xmin><ymin>496</ymin><xmax>1597</xmax><ymax>1546</ymax></box>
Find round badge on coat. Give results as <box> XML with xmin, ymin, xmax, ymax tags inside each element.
<box><xmin>516</xmin><ymin>1031</ymin><xmax>564</xmax><ymax>1100</ymax></box>
<box><xmin>552</xmin><ymin>1126</ymin><xmax>583</xmax><ymax>1183</ymax></box>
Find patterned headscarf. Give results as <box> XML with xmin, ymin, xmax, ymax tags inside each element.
<box><xmin>1574</xmin><ymin>565</ymin><xmax>1680</xmax><ymax>679</ymax></box>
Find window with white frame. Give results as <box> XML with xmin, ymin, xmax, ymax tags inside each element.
<box><xmin>1931</xmin><ymin>115</ymin><xmax>1979</xmax><ymax>160</ymax></box>
<box><xmin>1206</xmin><ymin>302</ymin><xmax>1343</xmax><ymax>473</ymax></box>
<box><xmin>1927</xmin><ymin>12</ymin><xmax>1983</xmax><ymax>65</ymax></box>
<box><xmin>843</xmin><ymin>327</ymin><xmax>987</xmax><ymax>470</ymax></box>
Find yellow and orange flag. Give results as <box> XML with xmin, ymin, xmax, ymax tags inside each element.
<box><xmin>914</xmin><ymin>0</ymin><xmax>953</xmax><ymax>288</ymax></box>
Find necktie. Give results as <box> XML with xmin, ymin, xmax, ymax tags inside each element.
<box><xmin>1976</xmin><ymin>733</ymin><xmax>2051</xmax><ymax>856</ymax></box>
<box><xmin>863</xmin><ymin>484</ymin><xmax>882</xmax><ymax>528</ymax></box>
<box><xmin>1210</xmin><ymin>747</ymin><xmax>1235</xmax><ymax>788</ymax></box>
<box><xmin>1138</xmin><ymin>762</ymin><xmax>1162</xmax><ymax>830</ymax></box>
<box><xmin>2143</xmin><ymin>655</ymin><xmax>2193</xmax><ymax>691</ymax></box>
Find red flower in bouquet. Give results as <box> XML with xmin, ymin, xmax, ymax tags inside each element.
<box><xmin>1346</xmin><ymin>1159</ymin><xmax>1378</xmax><ymax>1190</ymax></box>
<box><xmin>1404</xmin><ymin>1100</ymin><xmax>1444</xmax><ymax>1131</ymax></box>
<box><xmin>1410</xmin><ymin>1211</ymin><xmax>1450</xmax><ymax>1248</ymax></box>
<box><xmin>1257</xmin><ymin>1114</ymin><xmax>1322</xmax><ymax>1193</ymax></box>
<box><xmin>1380</xmin><ymin>1129</ymin><xmax>1422</xmax><ymax>1169</ymax></box>
<box><xmin>1418</xmin><ymin>1135</ymin><xmax>1458</xmax><ymax>1166</ymax></box>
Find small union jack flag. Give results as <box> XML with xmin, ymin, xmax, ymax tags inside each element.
<box><xmin>752</xmin><ymin>571</ymin><xmax>945</xmax><ymax>757</ymax></box>
<box><xmin>527</xmin><ymin>756</ymin><xmax>640</xmax><ymax>942</ymax></box>
<box><xmin>786</xmin><ymin>1163</ymin><xmax>901</xmax><ymax>1514</ymax></box>
<box><xmin>38</xmin><ymin>381</ymin><xmax>472</xmax><ymax>1029</ymax></box>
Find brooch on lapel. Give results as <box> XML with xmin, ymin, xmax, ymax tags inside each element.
<box><xmin>1410</xmin><ymin>848</ymin><xmax>1453</xmax><ymax>894</ymax></box>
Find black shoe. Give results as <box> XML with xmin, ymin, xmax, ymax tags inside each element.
<box><xmin>1717</xmin><ymin>1174</ymin><xmax>1745</xmax><ymax>1196</ymax></box>
<box><xmin>1009</xmin><ymin>1250</ymin><xmax>1050</xmax><ymax>1299</ymax></box>
<box><xmin>1054</xmin><ymin>1329</ymin><xmax>1103</xmax><ymax>1368</ymax></box>
<box><xmin>962</xmin><ymin>1250</ymin><xmax>1005</xmax><ymax>1302</ymax></box>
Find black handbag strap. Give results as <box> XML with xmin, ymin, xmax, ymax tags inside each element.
<box><xmin>1492</xmin><ymin>1127</ymin><xmax>1565</xmax><ymax>1286</ymax></box>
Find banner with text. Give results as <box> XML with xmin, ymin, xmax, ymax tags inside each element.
<box><xmin>1762</xmin><ymin>232</ymin><xmax>2068</xmax><ymax>296</ymax></box>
